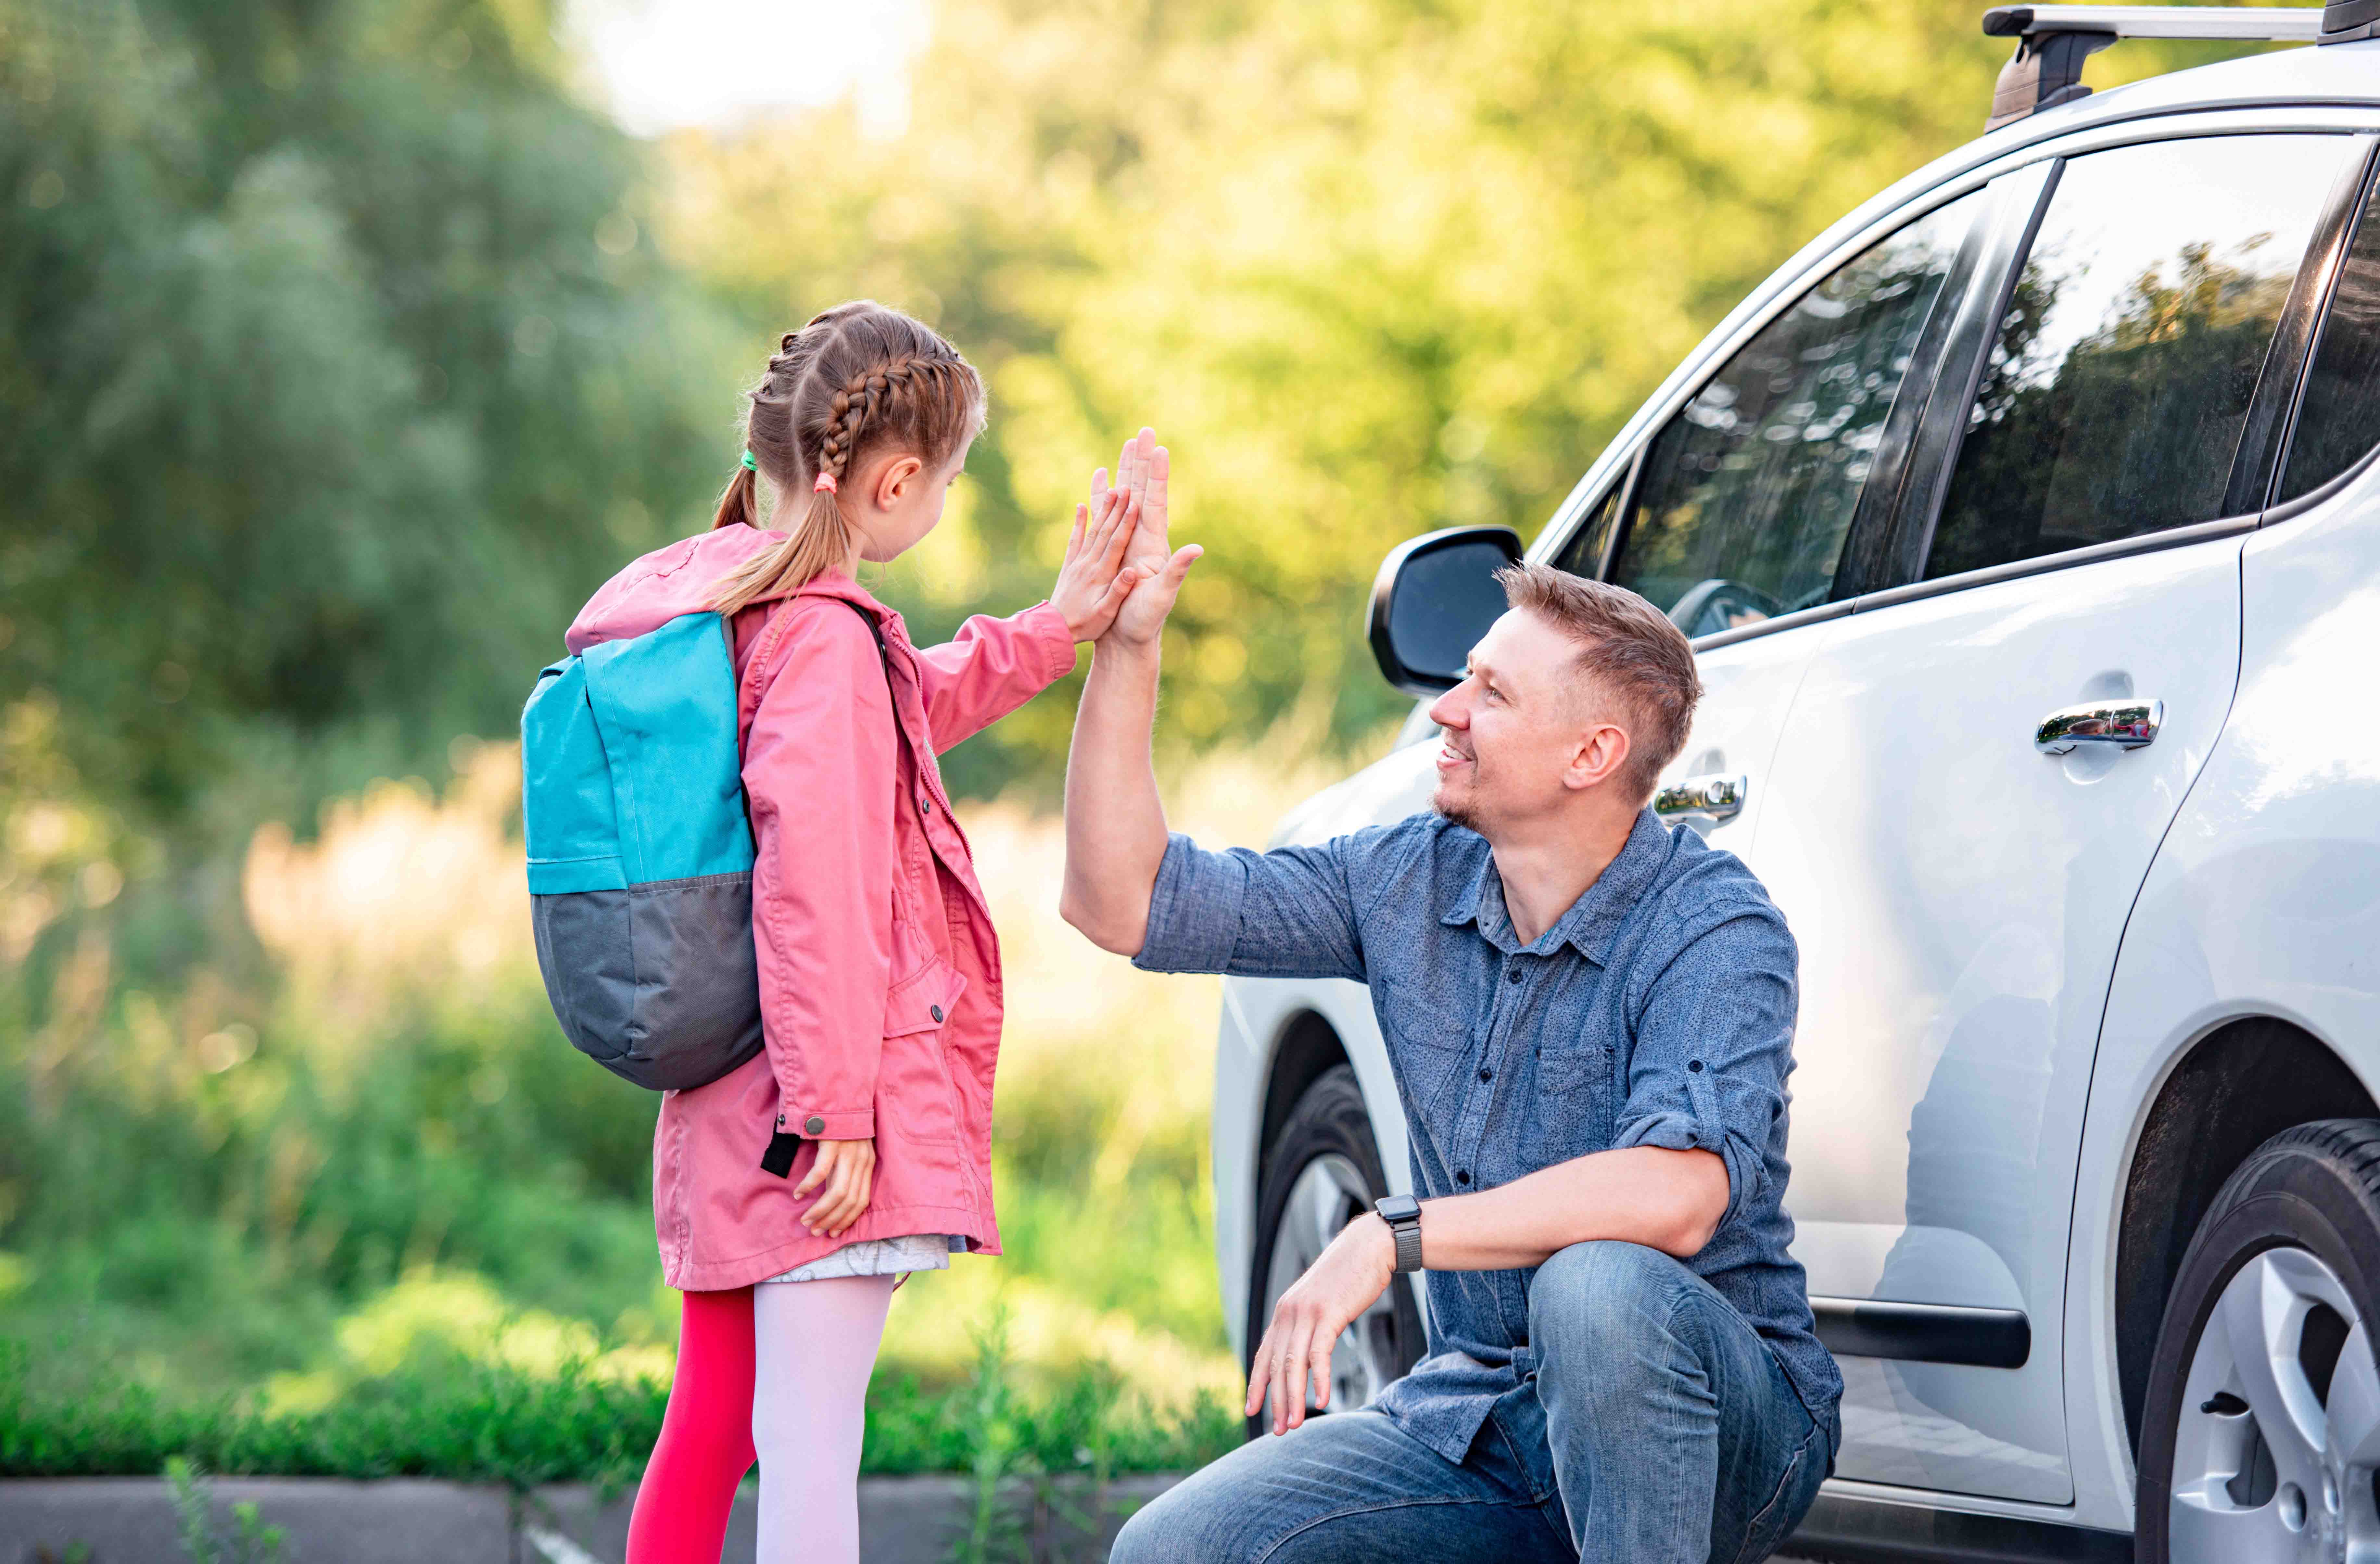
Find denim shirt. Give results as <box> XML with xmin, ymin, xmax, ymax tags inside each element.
<box><xmin>1134</xmin><ymin>806</ymin><xmax>1843</xmax><ymax>1464</ymax></box>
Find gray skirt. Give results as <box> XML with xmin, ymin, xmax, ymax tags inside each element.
<box><xmin>759</xmin><ymin>1233</ymin><xmax>963</xmax><ymax>1285</ymax></box>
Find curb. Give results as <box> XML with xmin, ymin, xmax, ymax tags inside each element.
<box><xmin>0</xmin><ymin>1472</ymin><xmax>1185</xmax><ymax>1564</ymax></box>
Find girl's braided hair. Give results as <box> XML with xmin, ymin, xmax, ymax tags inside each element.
<box><xmin>709</xmin><ymin>300</ymin><xmax>986</xmax><ymax>615</ymax></box>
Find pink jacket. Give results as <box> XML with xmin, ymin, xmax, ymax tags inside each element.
<box><xmin>565</xmin><ymin>524</ymin><xmax>1077</xmax><ymax>1290</ymax></box>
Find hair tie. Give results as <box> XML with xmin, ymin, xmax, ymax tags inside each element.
<box><xmin>813</xmin><ymin>471</ymin><xmax>838</xmax><ymax>494</ymax></box>
<box><xmin>741</xmin><ymin>449</ymin><xmax>757</xmax><ymax>472</ymax></box>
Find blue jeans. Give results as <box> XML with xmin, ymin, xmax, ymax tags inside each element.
<box><xmin>1113</xmin><ymin>1242</ymin><xmax>1834</xmax><ymax>1563</ymax></box>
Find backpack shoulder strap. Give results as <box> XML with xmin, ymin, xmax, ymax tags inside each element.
<box><xmin>831</xmin><ymin>597</ymin><xmax>896</xmax><ymax>702</ymax></box>
<box><xmin>748</xmin><ymin>594</ymin><xmax>897</xmax><ymax>706</ymax></box>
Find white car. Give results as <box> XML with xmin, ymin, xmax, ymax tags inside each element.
<box><xmin>1209</xmin><ymin>8</ymin><xmax>2380</xmax><ymax>1561</ymax></box>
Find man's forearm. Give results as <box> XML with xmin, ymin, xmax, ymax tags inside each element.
<box><xmin>1413</xmin><ymin>1145</ymin><xmax>1728</xmax><ymax>1269</ymax></box>
<box><xmin>1060</xmin><ymin>638</ymin><xmax>1171</xmax><ymax>955</ymax></box>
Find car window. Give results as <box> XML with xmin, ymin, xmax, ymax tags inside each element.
<box><xmin>1551</xmin><ymin>483</ymin><xmax>1619</xmax><ymax>578</ymax></box>
<box><xmin>1609</xmin><ymin>191</ymin><xmax>1982</xmax><ymax>636</ymax></box>
<box><xmin>1927</xmin><ymin>135</ymin><xmax>2356</xmax><ymax>579</ymax></box>
<box><xmin>2280</xmin><ymin>165</ymin><xmax>2380</xmax><ymax>503</ymax></box>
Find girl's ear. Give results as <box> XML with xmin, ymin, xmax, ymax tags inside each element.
<box><xmin>872</xmin><ymin>454</ymin><xmax>924</xmax><ymax>511</ymax></box>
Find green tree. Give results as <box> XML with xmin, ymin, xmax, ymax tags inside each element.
<box><xmin>0</xmin><ymin>0</ymin><xmax>731</xmax><ymax>834</ymax></box>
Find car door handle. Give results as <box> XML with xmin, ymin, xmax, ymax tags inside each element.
<box><xmin>1653</xmin><ymin>772</ymin><xmax>1748</xmax><ymax>821</ymax></box>
<box><xmin>2034</xmin><ymin>699</ymin><xmax>2163</xmax><ymax>755</ymax></box>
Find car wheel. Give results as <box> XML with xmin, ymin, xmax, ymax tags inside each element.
<box><xmin>1246</xmin><ymin>1062</ymin><xmax>1424</xmax><ymax>1438</ymax></box>
<box><xmin>2138</xmin><ymin>1119</ymin><xmax>2380</xmax><ymax>1563</ymax></box>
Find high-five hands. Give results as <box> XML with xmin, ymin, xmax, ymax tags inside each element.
<box><xmin>1244</xmin><ymin>1212</ymin><xmax>1398</xmax><ymax>1436</ymax></box>
<box><xmin>1088</xmin><ymin>427</ymin><xmax>1199</xmax><ymax>649</ymax></box>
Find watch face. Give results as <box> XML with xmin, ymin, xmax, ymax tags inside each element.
<box><xmin>1376</xmin><ymin>1194</ymin><xmax>1421</xmax><ymax>1223</ymax></box>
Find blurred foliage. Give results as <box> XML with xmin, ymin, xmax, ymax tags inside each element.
<box><xmin>0</xmin><ymin>0</ymin><xmax>730</xmax><ymax>839</ymax></box>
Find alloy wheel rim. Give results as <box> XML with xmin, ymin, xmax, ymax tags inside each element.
<box><xmin>1263</xmin><ymin>1153</ymin><xmax>1400</xmax><ymax>1413</ymax></box>
<box><xmin>2170</xmin><ymin>1246</ymin><xmax>2380</xmax><ymax>1563</ymax></box>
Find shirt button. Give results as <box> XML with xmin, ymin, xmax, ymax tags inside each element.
<box><xmin>1506</xmin><ymin>968</ymin><xmax>1523</xmax><ymax>985</ymax></box>
<box><xmin>804</xmin><ymin>1115</ymin><xmax>826</xmax><ymax>1135</ymax></box>
<box><xmin>1688</xmin><ymin>1059</ymin><xmax>1705</xmax><ymax>1074</ymax></box>
<box><xmin>1455</xmin><ymin>1169</ymin><xmax>1472</xmax><ymax>1186</ymax></box>
<box><xmin>1477</xmin><ymin>1068</ymin><xmax>1492</xmax><ymax>1083</ymax></box>
<box><xmin>930</xmin><ymin>1004</ymin><xmax>944</xmax><ymax>1023</ymax></box>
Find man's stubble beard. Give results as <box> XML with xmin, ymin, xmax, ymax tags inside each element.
<box><xmin>1432</xmin><ymin>774</ymin><xmax>1486</xmax><ymax>833</ymax></box>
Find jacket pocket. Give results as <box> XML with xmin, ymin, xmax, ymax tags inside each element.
<box><xmin>878</xmin><ymin>955</ymin><xmax>971</xmax><ymax>1156</ymax></box>
<box><xmin>884</xmin><ymin>953</ymin><xmax>968</xmax><ymax>1037</ymax></box>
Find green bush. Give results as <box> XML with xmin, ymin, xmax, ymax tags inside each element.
<box><xmin>0</xmin><ymin>1336</ymin><xmax>1237</xmax><ymax>1489</ymax></box>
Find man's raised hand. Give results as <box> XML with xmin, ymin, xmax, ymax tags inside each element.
<box><xmin>1095</xmin><ymin>442</ymin><xmax>1198</xmax><ymax>650</ymax></box>
<box><xmin>1091</xmin><ymin>427</ymin><xmax>1173</xmax><ymax>582</ymax></box>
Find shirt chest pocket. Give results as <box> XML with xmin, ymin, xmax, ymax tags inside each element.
<box><xmin>1524</xmin><ymin>1037</ymin><xmax>1616</xmax><ymax>1154</ymax></box>
<box><xmin>1532</xmin><ymin>1036</ymin><xmax>1613</xmax><ymax>1098</ymax></box>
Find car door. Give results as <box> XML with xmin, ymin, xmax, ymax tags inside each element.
<box><xmin>1753</xmin><ymin>128</ymin><xmax>2371</xmax><ymax>1505</ymax></box>
<box><xmin>1578</xmin><ymin>184</ymin><xmax>1995</xmax><ymax>855</ymax></box>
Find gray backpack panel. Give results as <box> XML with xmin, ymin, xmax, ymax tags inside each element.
<box><xmin>531</xmin><ymin>871</ymin><xmax>764</xmax><ymax>1091</ymax></box>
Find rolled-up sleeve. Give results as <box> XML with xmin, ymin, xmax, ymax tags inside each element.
<box><xmin>1612</xmin><ymin>905</ymin><xmax>1797</xmax><ymax>1229</ymax></box>
<box><xmin>1130</xmin><ymin>832</ymin><xmax>1370</xmax><ymax>982</ymax></box>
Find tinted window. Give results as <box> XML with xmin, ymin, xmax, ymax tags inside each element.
<box><xmin>1611</xmin><ymin>192</ymin><xmax>1980</xmax><ymax>636</ymax></box>
<box><xmin>1928</xmin><ymin>136</ymin><xmax>2353</xmax><ymax>579</ymax></box>
<box><xmin>1552</xmin><ymin>484</ymin><xmax>1619</xmax><ymax>578</ymax></box>
<box><xmin>2282</xmin><ymin>169</ymin><xmax>2380</xmax><ymax>502</ymax></box>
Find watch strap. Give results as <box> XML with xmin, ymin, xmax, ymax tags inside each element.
<box><xmin>1375</xmin><ymin>1197</ymin><xmax>1425</xmax><ymax>1273</ymax></box>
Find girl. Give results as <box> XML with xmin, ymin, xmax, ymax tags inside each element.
<box><xmin>561</xmin><ymin>300</ymin><xmax>1158</xmax><ymax>1564</ymax></box>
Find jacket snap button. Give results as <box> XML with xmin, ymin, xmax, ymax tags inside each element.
<box><xmin>930</xmin><ymin>1004</ymin><xmax>944</xmax><ymax>1023</ymax></box>
<box><xmin>804</xmin><ymin>1115</ymin><xmax>826</xmax><ymax>1135</ymax></box>
<box><xmin>1507</xmin><ymin>968</ymin><xmax>1523</xmax><ymax>985</ymax></box>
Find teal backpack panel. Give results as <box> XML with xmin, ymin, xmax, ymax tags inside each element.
<box><xmin>521</xmin><ymin>658</ymin><xmax>627</xmax><ymax>894</ymax></box>
<box><xmin>523</xmin><ymin>612</ymin><xmax>753</xmax><ymax>894</ymax></box>
<box><xmin>578</xmin><ymin>612</ymin><xmax>755</xmax><ymax>885</ymax></box>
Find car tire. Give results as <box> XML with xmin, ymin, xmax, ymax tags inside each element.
<box><xmin>2137</xmin><ymin>1118</ymin><xmax>2380</xmax><ymax>1563</ymax></box>
<box><xmin>1245</xmin><ymin>1062</ymin><xmax>1425</xmax><ymax>1440</ymax></box>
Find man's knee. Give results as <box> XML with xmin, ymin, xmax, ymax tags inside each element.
<box><xmin>1529</xmin><ymin>1239</ymin><xmax>1703</xmax><ymax>1363</ymax></box>
<box><xmin>1109</xmin><ymin>1484</ymin><xmax>1195</xmax><ymax>1564</ymax></box>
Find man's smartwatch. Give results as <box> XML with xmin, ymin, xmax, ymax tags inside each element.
<box><xmin>1374</xmin><ymin>1194</ymin><xmax>1424</xmax><ymax>1274</ymax></box>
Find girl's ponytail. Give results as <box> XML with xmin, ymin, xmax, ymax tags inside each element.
<box><xmin>711</xmin><ymin>460</ymin><xmax>759</xmax><ymax>532</ymax></box>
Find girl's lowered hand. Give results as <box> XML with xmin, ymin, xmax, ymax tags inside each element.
<box><xmin>794</xmin><ymin>1137</ymin><xmax>877</xmax><ymax>1239</ymax></box>
<box><xmin>1050</xmin><ymin>479</ymin><xmax>1143</xmax><ymax>642</ymax></box>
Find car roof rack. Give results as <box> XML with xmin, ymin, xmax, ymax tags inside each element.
<box><xmin>1982</xmin><ymin>4</ymin><xmax>2377</xmax><ymax>131</ymax></box>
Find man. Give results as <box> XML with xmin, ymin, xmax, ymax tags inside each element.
<box><xmin>1061</xmin><ymin>436</ymin><xmax>1840</xmax><ymax>1563</ymax></box>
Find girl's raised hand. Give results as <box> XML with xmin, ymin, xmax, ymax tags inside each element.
<box><xmin>1050</xmin><ymin>480</ymin><xmax>1143</xmax><ymax>642</ymax></box>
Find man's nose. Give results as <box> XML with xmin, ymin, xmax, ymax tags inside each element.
<box><xmin>1427</xmin><ymin>686</ymin><xmax>1465</xmax><ymax>729</ymax></box>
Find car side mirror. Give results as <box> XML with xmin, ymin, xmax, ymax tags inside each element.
<box><xmin>1366</xmin><ymin>525</ymin><xmax>1524</xmax><ymax>696</ymax></box>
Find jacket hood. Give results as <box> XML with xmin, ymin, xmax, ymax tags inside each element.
<box><xmin>563</xmin><ymin>525</ymin><xmax>878</xmax><ymax>654</ymax></box>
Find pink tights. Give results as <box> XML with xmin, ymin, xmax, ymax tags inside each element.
<box><xmin>625</xmin><ymin>1276</ymin><xmax>896</xmax><ymax>1564</ymax></box>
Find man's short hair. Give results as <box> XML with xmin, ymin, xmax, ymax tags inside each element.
<box><xmin>1494</xmin><ymin>563</ymin><xmax>1701</xmax><ymax>802</ymax></box>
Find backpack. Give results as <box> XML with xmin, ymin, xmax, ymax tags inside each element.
<box><xmin>520</xmin><ymin>597</ymin><xmax>891</xmax><ymax>1091</ymax></box>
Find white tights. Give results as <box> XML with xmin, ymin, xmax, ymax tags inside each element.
<box><xmin>750</xmin><ymin>1274</ymin><xmax>897</xmax><ymax>1564</ymax></box>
